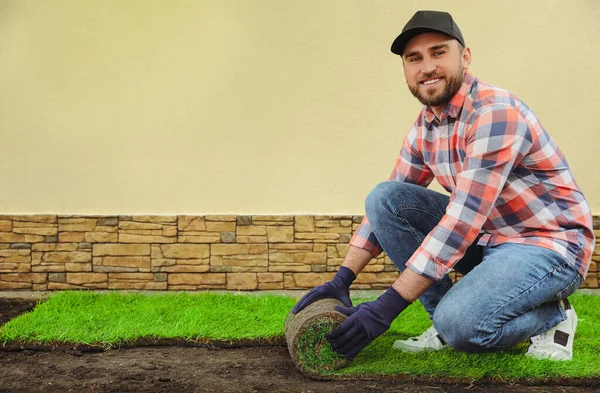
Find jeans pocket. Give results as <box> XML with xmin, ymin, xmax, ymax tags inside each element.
<box><xmin>554</xmin><ymin>274</ymin><xmax>583</xmax><ymax>301</ymax></box>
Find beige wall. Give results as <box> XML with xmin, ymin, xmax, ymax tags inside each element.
<box><xmin>1</xmin><ymin>0</ymin><xmax>599</xmax><ymax>215</ymax></box>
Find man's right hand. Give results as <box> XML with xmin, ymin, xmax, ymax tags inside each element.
<box><xmin>292</xmin><ymin>266</ymin><xmax>356</xmax><ymax>314</ymax></box>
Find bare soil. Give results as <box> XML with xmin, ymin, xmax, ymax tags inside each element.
<box><xmin>0</xmin><ymin>299</ymin><xmax>598</xmax><ymax>393</ymax></box>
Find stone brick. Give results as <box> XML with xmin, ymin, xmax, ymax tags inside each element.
<box><xmin>5</xmin><ymin>215</ymin><xmax>56</xmax><ymax>224</ymax></box>
<box><xmin>163</xmin><ymin>226</ymin><xmax>177</xmax><ymax>237</ymax></box>
<box><xmin>269</xmin><ymin>243</ymin><xmax>313</xmax><ymax>251</ymax></box>
<box><xmin>252</xmin><ymin>216</ymin><xmax>293</xmax><ymax>223</ymax></box>
<box><xmin>205</xmin><ymin>215</ymin><xmax>236</xmax><ymax>222</ymax></box>
<box><xmin>178</xmin><ymin>234</ymin><xmax>221</xmax><ymax>243</ymax></box>
<box><xmin>315</xmin><ymin>219</ymin><xmax>352</xmax><ymax>228</ymax></box>
<box><xmin>290</xmin><ymin>273</ymin><xmax>335</xmax><ymax>288</ymax></box>
<box><xmin>120</xmin><ymin>234</ymin><xmax>176</xmax><ymax>243</ymax></box>
<box><xmin>96</xmin><ymin>256</ymin><xmax>151</xmax><ymax>270</ymax></box>
<box><xmin>339</xmin><ymin>234</ymin><xmax>352</xmax><ymax>243</ymax></box>
<box><xmin>353</xmin><ymin>216</ymin><xmax>364</xmax><ymax>224</ymax></box>
<box><xmin>237</xmin><ymin>226</ymin><xmax>267</xmax><ymax>236</ymax></box>
<box><xmin>67</xmin><ymin>273</ymin><xmax>107</xmax><ymax>285</ymax></box>
<box><xmin>236</xmin><ymin>235</ymin><xmax>267</xmax><ymax>243</ymax></box>
<box><xmin>93</xmin><ymin>266</ymin><xmax>138</xmax><ymax>273</ymax></box>
<box><xmin>354</xmin><ymin>272</ymin><xmax>398</xmax><ymax>286</ymax></box>
<box><xmin>79</xmin><ymin>243</ymin><xmax>93</xmax><ymax>250</ymax></box>
<box><xmin>258</xmin><ymin>281</ymin><xmax>283</xmax><ymax>290</ymax></box>
<box><xmin>49</xmin><ymin>273</ymin><xmax>66</xmax><ymax>282</ymax></box>
<box><xmin>311</xmin><ymin>265</ymin><xmax>327</xmax><ymax>272</ymax></box>
<box><xmin>146</xmin><ymin>281</ymin><xmax>168</xmax><ymax>290</ymax></box>
<box><xmin>231</xmin><ymin>266</ymin><xmax>268</xmax><ymax>273</ymax></box>
<box><xmin>581</xmin><ymin>272</ymin><xmax>598</xmax><ymax>288</ymax></box>
<box><xmin>154</xmin><ymin>273</ymin><xmax>168</xmax><ymax>282</ymax></box>
<box><xmin>154</xmin><ymin>264</ymin><xmax>210</xmax><ymax>273</ymax></box>
<box><xmin>0</xmin><ymin>220</ymin><xmax>12</xmax><ymax>232</ymax></box>
<box><xmin>227</xmin><ymin>273</ymin><xmax>258</xmax><ymax>290</ymax></box>
<box><xmin>120</xmin><ymin>221</ymin><xmax>163</xmax><ymax>230</ymax></box>
<box><xmin>168</xmin><ymin>273</ymin><xmax>226</xmax><ymax>286</ymax></box>
<box><xmin>48</xmin><ymin>282</ymin><xmax>84</xmax><ymax>290</ymax></box>
<box><xmin>43</xmin><ymin>251</ymin><xmax>91</xmax><ymax>264</ymax></box>
<box><xmin>65</xmin><ymin>263</ymin><xmax>92</xmax><ymax>272</ymax></box>
<box><xmin>0</xmin><ymin>273</ymin><xmax>46</xmax><ymax>283</ymax></box>
<box><xmin>58</xmin><ymin>218</ymin><xmax>97</xmax><ymax>232</ymax></box>
<box><xmin>33</xmin><ymin>243</ymin><xmax>78</xmax><ymax>252</ymax></box>
<box><xmin>362</xmin><ymin>265</ymin><xmax>385</xmax><ymax>272</ymax></box>
<box><xmin>59</xmin><ymin>232</ymin><xmax>86</xmax><ymax>242</ymax></box>
<box><xmin>237</xmin><ymin>216</ymin><xmax>253</xmax><ymax>226</ymax></box>
<box><xmin>266</xmin><ymin>226</ymin><xmax>294</xmax><ymax>243</ymax></box>
<box><xmin>268</xmin><ymin>264</ymin><xmax>311</xmax><ymax>273</ymax></box>
<box><xmin>0</xmin><ymin>281</ymin><xmax>31</xmax><ymax>289</ymax></box>
<box><xmin>269</xmin><ymin>252</ymin><xmax>326</xmax><ymax>265</ymax></box>
<box><xmin>0</xmin><ymin>233</ymin><xmax>45</xmax><ymax>243</ymax></box>
<box><xmin>132</xmin><ymin>215</ymin><xmax>177</xmax><ymax>223</ymax></box>
<box><xmin>178</xmin><ymin>216</ymin><xmax>206</xmax><ymax>231</ymax></box>
<box><xmin>327</xmin><ymin>244</ymin><xmax>350</xmax><ymax>258</ymax></box>
<box><xmin>109</xmin><ymin>273</ymin><xmax>154</xmax><ymax>281</ymax></box>
<box><xmin>257</xmin><ymin>272</ymin><xmax>283</xmax><ymax>283</ymax></box>
<box><xmin>206</xmin><ymin>221</ymin><xmax>236</xmax><ymax>232</ymax></box>
<box><xmin>283</xmin><ymin>273</ymin><xmax>295</xmax><ymax>288</ymax></box>
<box><xmin>95</xmin><ymin>226</ymin><xmax>118</xmax><ymax>233</ymax></box>
<box><xmin>210</xmin><ymin>255</ymin><xmax>268</xmax><ymax>267</ymax></box>
<box><xmin>159</xmin><ymin>244</ymin><xmax>210</xmax><ymax>259</ymax></box>
<box><xmin>12</xmin><ymin>225</ymin><xmax>57</xmax><ymax>236</ymax></box>
<box><xmin>295</xmin><ymin>216</ymin><xmax>315</xmax><ymax>232</ymax></box>
<box><xmin>212</xmin><ymin>244</ymin><xmax>267</xmax><ymax>256</ymax></box>
<box><xmin>84</xmin><ymin>232</ymin><xmax>118</xmax><ymax>243</ymax></box>
<box><xmin>313</xmin><ymin>244</ymin><xmax>327</xmax><ymax>252</ymax></box>
<box><xmin>294</xmin><ymin>233</ymin><xmax>340</xmax><ymax>243</ymax></box>
<box><xmin>0</xmin><ymin>249</ymin><xmax>30</xmax><ymax>263</ymax></box>
<box><xmin>93</xmin><ymin>244</ymin><xmax>150</xmax><ymax>256</ymax></box>
<box><xmin>97</xmin><ymin>217</ymin><xmax>118</xmax><ymax>226</ymax></box>
<box><xmin>32</xmin><ymin>283</ymin><xmax>48</xmax><ymax>291</ymax></box>
<box><xmin>210</xmin><ymin>266</ymin><xmax>232</xmax><ymax>273</ymax></box>
<box><xmin>32</xmin><ymin>265</ymin><xmax>64</xmax><ymax>273</ymax></box>
<box><xmin>220</xmin><ymin>232</ymin><xmax>236</xmax><ymax>243</ymax></box>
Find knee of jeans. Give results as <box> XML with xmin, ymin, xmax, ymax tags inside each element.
<box><xmin>365</xmin><ymin>181</ymin><xmax>404</xmax><ymax>220</ymax></box>
<box><xmin>433</xmin><ymin>302</ymin><xmax>495</xmax><ymax>353</ymax></box>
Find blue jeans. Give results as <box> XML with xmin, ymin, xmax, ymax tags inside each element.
<box><xmin>365</xmin><ymin>181</ymin><xmax>583</xmax><ymax>352</ymax></box>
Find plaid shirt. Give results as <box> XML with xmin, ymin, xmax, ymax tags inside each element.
<box><xmin>350</xmin><ymin>71</ymin><xmax>594</xmax><ymax>281</ymax></box>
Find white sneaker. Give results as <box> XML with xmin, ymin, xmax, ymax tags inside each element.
<box><xmin>526</xmin><ymin>299</ymin><xmax>577</xmax><ymax>361</ymax></box>
<box><xmin>393</xmin><ymin>325</ymin><xmax>447</xmax><ymax>353</ymax></box>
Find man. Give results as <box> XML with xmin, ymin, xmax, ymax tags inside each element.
<box><xmin>292</xmin><ymin>10</ymin><xmax>594</xmax><ymax>361</ymax></box>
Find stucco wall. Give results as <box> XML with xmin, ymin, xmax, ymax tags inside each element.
<box><xmin>1</xmin><ymin>0</ymin><xmax>598</xmax><ymax>215</ymax></box>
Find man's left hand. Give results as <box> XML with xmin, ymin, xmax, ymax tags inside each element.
<box><xmin>327</xmin><ymin>287</ymin><xmax>410</xmax><ymax>360</ymax></box>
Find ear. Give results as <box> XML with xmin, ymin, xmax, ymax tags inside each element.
<box><xmin>461</xmin><ymin>47</ymin><xmax>472</xmax><ymax>70</ymax></box>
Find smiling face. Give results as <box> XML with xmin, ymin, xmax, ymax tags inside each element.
<box><xmin>402</xmin><ymin>32</ymin><xmax>471</xmax><ymax>113</ymax></box>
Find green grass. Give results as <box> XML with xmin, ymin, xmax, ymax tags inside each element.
<box><xmin>1</xmin><ymin>291</ymin><xmax>599</xmax><ymax>382</ymax></box>
<box><xmin>0</xmin><ymin>291</ymin><xmax>295</xmax><ymax>347</ymax></box>
<box><xmin>295</xmin><ymin>319</ymin><xmax>347</xmax><ymax>373</ymax></box>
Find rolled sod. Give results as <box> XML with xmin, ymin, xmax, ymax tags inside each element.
<box><xmin>284</xmin><ymin>298</ymin><xmax>349</xmax><ymax>373</ymax></box>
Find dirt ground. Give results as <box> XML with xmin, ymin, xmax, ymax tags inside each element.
<box><xmin>1</xmin><ymin>298</ymin><xmax>599</xmax><ymax>393</ymax></box>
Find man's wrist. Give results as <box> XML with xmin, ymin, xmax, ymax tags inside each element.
<box><xmin>335</xmin><ymin>266</ymin><xmax>356</xmax><ymax>287</ymax></box>
<box><xmin>379</xmin><ymin>286</ymin><xmax>411</xmax><ymax>319</ymax></box>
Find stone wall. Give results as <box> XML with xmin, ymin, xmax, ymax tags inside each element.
<box><xmin>0</xmin><ymin>214</ymin><xmax>598</xmax><ymax>291</ymax></box>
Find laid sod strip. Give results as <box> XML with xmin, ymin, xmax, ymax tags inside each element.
<box><xmin>1</xmin><ymin>291</ymin><xmax>599</xmax><ymax>383</ymax></box>
<box><xmin>0</xmin><ymin>291</ymin><xmax>296</xmax><ymax>347</ymax></box>
<box><xmin>329</xmin><ymin>293</ymin><xmax>600</xmax><ymax>382</ymax></box>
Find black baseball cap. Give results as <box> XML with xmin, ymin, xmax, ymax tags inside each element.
<box><xmin>391</xmin><ymin>11</ymin><xmax>465</xmax><ymax>56</ymax></box>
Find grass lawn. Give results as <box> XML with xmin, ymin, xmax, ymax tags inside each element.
<box><xmin>1</xmin><ymin>291</ymin><xmax>599</xmax><ymax>382</ymax></box>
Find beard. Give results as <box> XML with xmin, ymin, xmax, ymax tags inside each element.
<box><xmin>408</xmin><ymin>64</ymin><xmax>465</xmax><ymax>108</ymax></box>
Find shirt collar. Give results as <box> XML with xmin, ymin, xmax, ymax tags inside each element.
<box><xmin>424</xmin><ymin>70</ymin><xmax>476</xmax><ymax>124</ymax></box>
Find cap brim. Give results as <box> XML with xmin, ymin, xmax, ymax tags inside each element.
<box><xmin>391</xmin><ymin>27</ymin><xmax>456</xmax><ymax>56</ymax></box>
